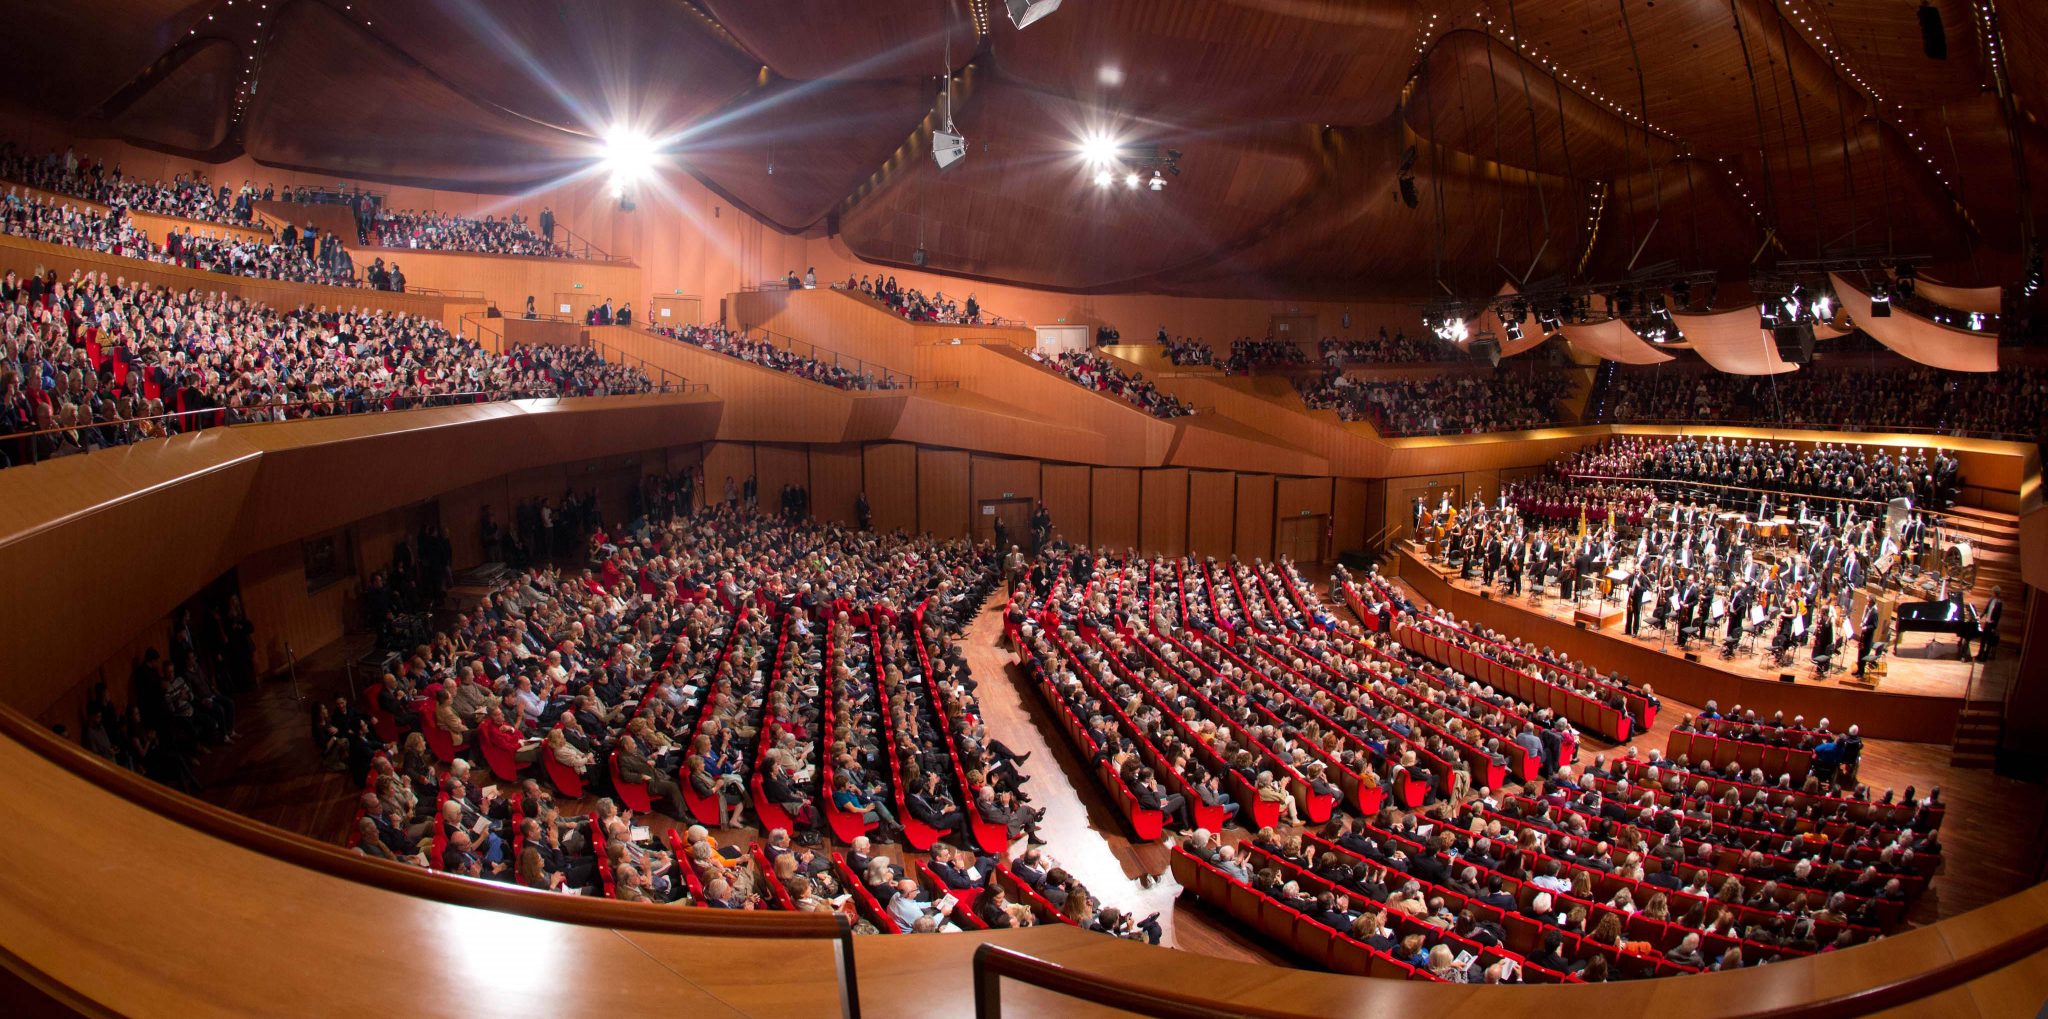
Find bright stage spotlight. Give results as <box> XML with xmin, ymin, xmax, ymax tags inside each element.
<box><xmin>1079</xmin><ymin>132</ymin><xmax>1121</xmax><ymax>167</ymax></box>
<box><xmin>600</xmin><ymin>126</ymin><xmax>657</xmax><ymax>197</ymax></box>
<box><xmin>1093</xmin><ymin>170</ymin><xmax>1114</xmax><ymax>188</ymax></box>
<box><xmin>1125</xmin><ymin>172</ymin><xmax>1142</xmax><ymax>189</ymax></box>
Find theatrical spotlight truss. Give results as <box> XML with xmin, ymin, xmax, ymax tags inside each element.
<box><xmin>1007</xmin><ymin>0</ymin><xmax>1062</xmax><ymax>29</ymax></box>
<box><xmin>1419</xmin><ymin>300</ymin><xmax>1476</xmax><ymax>345</ymax></box>
<box><xmin>1081</xmin><ymin>140</ymin><xmax>1182</xmax><ymax>192</ymax></box>
<box><xmin>1494</xmin><ymin>264</ymin><xmax>1718</xmax><ymax>342</ymax></box>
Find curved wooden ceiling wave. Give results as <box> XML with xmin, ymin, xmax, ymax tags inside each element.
<box><xmin>989</xmin><ymin>0</ymin><xmax>1418</xmax><ymax>127</ymax></box>
<box><xmin>107</xmin><ymin>38</ymin><xmax>240</xmax><ymax>157</ymax></box>
<box><xmin>0</xmin><ymin>0</ymin><xmax>2026</xmax><ymax>294</ymax></box>
<box><xmin>837</xmin><ymin>80</ymin><xmax>1327</xmax><ymax>292</ymax></box>
<box><xmin>697</xmin><ymin>0</ymin><xmax>970</xmax><ymax>82</ymax></box>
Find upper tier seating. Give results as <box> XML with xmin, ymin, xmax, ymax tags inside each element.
<box><xmin>0</xmin><ymin>268</ymin><xmax>653</xmax><ymax>469</ymax></box>
<box><xmin>1294</xmin><ymin>371</ymin><xmax>1575</xmax><ymax>436</ymax></box>
<box><xmin>1596</xmin><ymin>363</ymin><xmax>2048</xmax><ymax>440</ymax></box>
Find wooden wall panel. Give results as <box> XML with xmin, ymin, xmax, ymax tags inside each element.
<box><xmin>350</xmin><ymin>245</ymin><xmax>644</xmax><ymax>323</ymax></box>
<box><xmin>1234</xmin><ymin>473</ymin><xmax>1276</xmax><ymax>561</ymax></box>
<box><xmin>1187</xmin><ymin>471</ymin><xmax>1237</xmax><ymax>559</ymax></box>
<box><xmin>1041</xmin><ymin>464</ymin><xmax>1091</xmax><ymax>546</ymax></box>
<box><xmin>754</xmin><ymin>445</ymin><xmax>811</xmax><ymax>511</ymax></box>
<box><xmin>917</xmin><ymin>448</ymin><xmax>971</xmax><ymax>539</ymax></box>
<box><xmin>1332</xmin><ymin>478</ymin><xmax>1369</xmax><ymax>558</ymax></box>
<box><xmin>808</xmin><ymin>445</ymin><xmax>864</xmax><ymax>526</ymax></box>
<box><xmin>237</xmin><ymin>541</ymin><xmax>349</xmax><ymax>680</ymax></box>
<box><xmin>970</xmin><ymin>456</ymin><xmax>1042</xmax><ymax>504</ymax></box>
<box><xmin>1275</xmin><ymin>476</ymin><xmax>1333</xmax><ymax>519</ymax></box>
<box><xmin>863</xmin><ymin>444</ymin><xmax>917</xmax><ymax>534</ymax></box>
<box><xmin>1461</xmin><ymin>468</ymin><xmax>1504</xmax><ymax>506</ymax></box>
<box><xmin>703</xmin><ymin>443</ymin><xmax>757</xmax><ymax>505</ymax></box>
<box><xmin>439</xmin><ymin>474</ymin><xmax>509</xmax><ymax>569</ymax></box>
<box><xmin>1141</xmin><ymin>468</ymin><xmax>1190</xmax><ymax>557</ymax></box>
<box><xmin>1091</xmin><ymin>467</ymin><xmax>1141</xmax><ymax>554</ymax></box>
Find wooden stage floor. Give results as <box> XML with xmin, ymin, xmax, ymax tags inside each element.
<box><xmin>1397</xmin><ymin>548</ymin><xmax>2013</xmax><ymax>703</ymax></box>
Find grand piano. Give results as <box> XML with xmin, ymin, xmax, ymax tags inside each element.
<box><xmin>1894</xmin><ymin>595</ymin><xmax>1979</xmax><ymax>646</ymax></box>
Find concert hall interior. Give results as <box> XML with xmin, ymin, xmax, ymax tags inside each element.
<box><xmin>8</xmin><ymin>1</ymin><xmax>2048</xmax><ymax>1016</ymax></box>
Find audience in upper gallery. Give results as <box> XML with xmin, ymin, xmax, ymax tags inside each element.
<box><xmin>1221</xmin><ymin>339</ymin><xmax>1308</xmax><ymax>375</ymax></box>
<box><xmin>1597</xmin><ymin>364</ymin><xmax>2048</xmax><ymax>440</ymax></box>
<box><xmin>652</xmin><ymin>323</ymin><xmax>901</xmax><ymax>390</ymax></box>
<box><xmin>370</xmin><ymin>209</ymin><xmax>568</xmax><ymax>258</ymax></box>
<box><xmin>0</xmin><ymin>268</ymin><xmax>654</xmax><ymax>468</ymax></box>
<box><xmin>844</xmin><ymin>274</ymin><xmax>989</xmax><ymax>325</ymax></box>
<box><xmin>1295</xmin><ymin>370</ymin><xmax>1574</xmax><ymax>436</ymax></box>
<box><xmin>1</xmin><ymin>144</ymin><xmax>257</xmax><ymax>226</ymax></box>
<box><xmin>1555</xmin><ymin>436</ymin><xmax>1961</xmax><ymax>510</ymax></box>
<box><xmin>1159</xmin><ymin>336</ymin><xmax>1216</xmax><ymax>367</ymax></box>
<box><xmin>1029</xmin><ymin>349</ymin><xmax>1194</xmax><ymax>418</ymax></box>
<box><xmin>1320</xmin><ymin>329</ymin><xmax>1464</xmax><ymax>365</ymax></box>
<box><xmin>3</xmin><ymin>187</ymin><xmax>362</xmax><ymax>288</ymax></box>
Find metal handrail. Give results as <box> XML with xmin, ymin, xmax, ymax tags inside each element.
<box><xmin>591</xmin><ymin>337</ymin><xmax>691</xmax><ymax>390</ymax></box>
<box><xmin>737</xmin><ymin>324</ymin><xmax>916</xmax><ymax>388</ymax></box>
<box><xmin>0</xmin><ymin>384</ymin><xmax>705</xmax><ymax>470</ymax></box>
<box><xmin>1591</xmin><ymin>416</ymin><xmax>2038</xmax><ymax>443</ymax></box>
<box><xmin>1553</xmin><ymin>470</ymin><xmax>1983</xmax><ymax>524</ymax></box>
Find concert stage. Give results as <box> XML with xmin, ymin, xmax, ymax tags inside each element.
<box><xmin>1393</xmin><ymin>546</ymin><xmax>1988</xmax><ymax>744</ymax></box>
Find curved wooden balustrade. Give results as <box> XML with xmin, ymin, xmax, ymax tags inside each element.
<box><xmin>0</xmin><ymin>694</ymin><xmax>859</xmax><ymax>1019</ymax></box>
<box><xmin>966</xmin><ymin>894</ymin><xmax>2048</xmax><ymax>1018</ymax></box>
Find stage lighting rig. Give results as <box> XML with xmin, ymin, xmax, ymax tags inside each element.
<box><xmin>1007</xmin><ymin>0</ymin><xmax>1062</xmax><ymax>29</ymax></box>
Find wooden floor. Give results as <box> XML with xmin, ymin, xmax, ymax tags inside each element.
<box><xmin>197</xmin><ymin>579</ymin><xmax>2043</xmax><ymax>974</ymax></box>
<box><xmin>1409</xmin><ymin>553</ymin><xmax>2014</xmax><ymax>701</ymax></box>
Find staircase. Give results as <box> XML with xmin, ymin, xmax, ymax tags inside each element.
<box><xmin>1937</xmin><ymin>505</ymin><xmax>2021</xmax><ymax>769</ymax></box>
<box><xmin>1951</xmin><ymin>699</ymin><xmax>2004</xmax><ymax>768</ymax></box>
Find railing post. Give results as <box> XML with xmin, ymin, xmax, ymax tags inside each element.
<box><xmin>833</xmin><ymin>915</ymin><xmax>863</xmax><ymax>1019</ymax></box>
<box><xmin>971</xmin><ymin>944</ymin><xmax>1003</xmax><ymax>1019</ymax></box>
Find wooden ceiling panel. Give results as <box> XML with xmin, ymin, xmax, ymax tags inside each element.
<box><xmin>1581</xmin><ymin>158</ymin><xmax>1765</xmax><ymax>281</ymax></box>
<box><xmin>1153</xmin><ymin>121</ymin><xmax>1584</xmax><ymax>300</ymax></box>
<box><xmin>837</xmin><ymin>81</ymin><xmax>1324</xmax><ymax>291</ymax></box>
<box><xmin>993</xmin><ymin>0</ymin><xmax>1416</xmax><ymax>126</ymax></box>
<box><xmin>697</xmin><ymin>0</ymin><xmax>967</xmax><ymax>81</ymax></box>
<box><xmin>1501</xmin><ymin>0</ymin><xmax>1852</xmax><ymax>156</ymax></box>
<box><xmin>1406</xmin><ymin>30</ymin><xmax>1680</xmax><ymax>180</ymax></box>
<box><xmin>353</xmin><ymin>0</ymin><xmax>757</xmax><ymax>136</ymax></box>
<box><xmin>0</xmin><ymin>0</ymin><xmax>193</xmax><ymax>116</ymax></box>
<box><xmin>108</xmin><ymin>39</ymin><xmax>239</xmax><ymax>157</ymax></box>
<box><xmin>683</xmin><ymin>78</ymin><xmax>934</xmax><ymax>231</ymax></box>
<box><xmin>1799</xmin><ymin>0</ymin><xmax>1984</xmax><ymax>109</ymax></box>
<box><xmin>243</xmin><ymin>2</ymin><xmax>584</xmax><ymax>190</ymax></box>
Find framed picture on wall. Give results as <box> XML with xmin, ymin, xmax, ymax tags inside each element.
<box><xmin>303</xmin><ymin>530</ymin><xmax>355</xmax><ymax>593</ymax></box>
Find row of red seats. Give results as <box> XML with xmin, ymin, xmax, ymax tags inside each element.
<box><xmin>1667</xmin><ymin>728</ymin><xmax>1815</xmax><ymax>783</ymax></box>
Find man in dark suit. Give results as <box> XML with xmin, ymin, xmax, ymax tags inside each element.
<box><xmin>616</xmin><ymin>734</ymin><xmax>687</xmax><ymax>821</ymax></box>
<box><xmin>1976</xmin><ymin>587</ymin><xmax>2004</xmax><ymax>661</ymax></box>
<box><xmin>540</xmin><ymin>205</ymin><xmax>555</xmax><ymax>244</ymax></box>
<box><xmin>1625</xmin><ymin>574</ymin><xmax>1647</xmax><ymax>636</ymax></box>
<box><xmin>907</xmin><ymin>771</ymin><xmax>964</xmax><ymax>832</ymax></box>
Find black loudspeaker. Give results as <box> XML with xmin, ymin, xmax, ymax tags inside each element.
<box><xmin>1575</xmin><ymin>621</ymin><xmax>1589</xmax><ymax>630</ymax></box>
<box><xmin>1683</xmin><ymin>652</ymin><xmax>1701</xmax><ymax>663</ymax></box>
<box><xmin>1772</xmin><ymin>323</ymin><xmax>1815</xmax><ymax>364</ymax></box>
<box><xmin>1779</xmin><ymin>673</ymin><xmax>1797</xmax><ymax>684</ymax></box>
<box><xmin>1480</xmin><ymin>590</ymin><xmax>1493</xmax><ymax>600</ymax></box>
<box><xmin>1470</xmin><ymin>336</ymin><xmax>1502</xmax><ymax>367</ymax></box>
<box><xmin>1919</xmin><ymin>2</ymin><xmax>1947</xmax><ymax>60</ymax></box>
